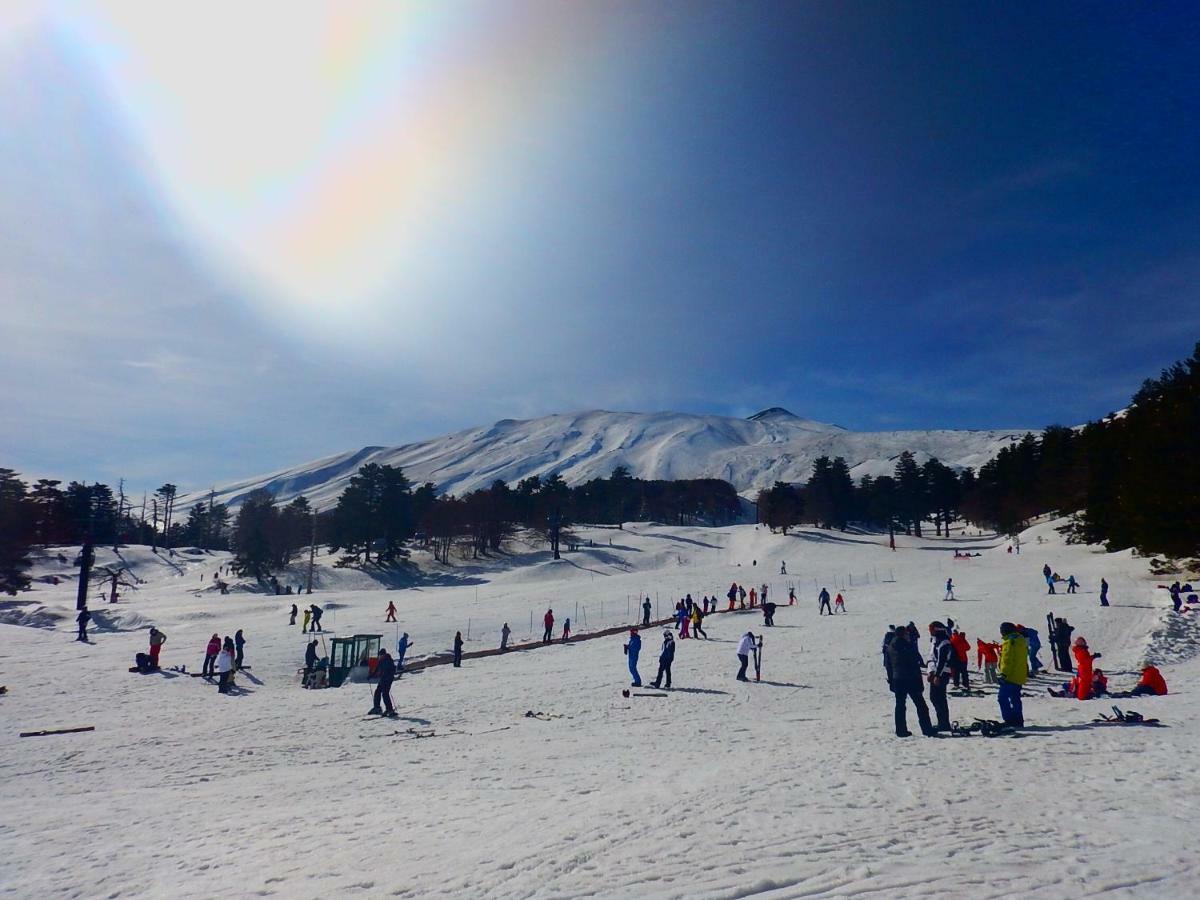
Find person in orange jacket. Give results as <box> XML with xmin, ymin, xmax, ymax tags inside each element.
<box><xmin>949</xmin><ymin>630</ymin><xmax>972</xmax><ymax>689</ymax></box>
<box><xmin>1072</xmin><ymin>637</ymin><xmax>1099</xmax><ymax>700</ymax></box>
<box><xmin>979</xmin><ymin>640</ymin><xmax>1000</xmax><ymax>684</ymax></box>
<box><xmin>1131</xmin><ymin>665</ymin><xmax>1168</xmax><ymax>696</ymax></box>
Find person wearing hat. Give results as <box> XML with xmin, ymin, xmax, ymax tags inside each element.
<box><xmin>927</xmin><ymin>622</ymin><xmax>954</xmax><ymax>732</ymax></box>
<box><xmin>885</xmin><ymin>626</ymin><xmax>937</xmax><ymax>737</ymax></box>
<box><xmin>1072</xmin><ymin>636</ymin><xmax>1100</xmax><ymax>700</ymax></box>
<box><xmin>997</xmin><ymin>622</ymin><xmax>1029</xmax><ymax>726</ymax></box>
<box><xmin>624</xmin><ymin>628</ymin><xmax>642</xmax><ymax>687</ymax></box>
<box><xmin>651</xmin><ymin>631</ymin><xmax>675</xmax><ymax>689</ymax></box>
<box><xmin>370</xmin><ymin>648</ymin><xmax>397</xmax><ymax>716</ymax></box>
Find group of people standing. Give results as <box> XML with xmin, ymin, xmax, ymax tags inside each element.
<box><xmin>201</xmin><ymin>630</ymin><xmax>246</xmax><ymax>693</ymax></box>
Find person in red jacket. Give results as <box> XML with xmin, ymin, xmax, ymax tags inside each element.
<box><xmin>202</xmin><ymin>633</ymin><xmax>220</xmax><ymax>678</ymax></box>
<box><xmin>949</xmin><ymin>630</ymin><xmax>971</xmax><ymax>689</ymax></box>
<box><xmin>385</xmin><ymin>601</ymin><xmax>397</xmax><ymax>623</ymax></box>
<box><xmin>1131</xmin><ymin>665</ymin><xmax>1168</xmax><ymax>696</ymax></box>
<box><xmin>1072</xmin><ymin>637</ymin><xmax>1098</xmax><ymax>700</ymax></box>
<box><xmin>542</xmin><ymin>609</ymin><xmax>554</xmax><ymax>644</ymax></box>
<box><xmin>979</xmin><ymin>640</ymin><xmax>1000</xmax><ymax>684</ymax></box>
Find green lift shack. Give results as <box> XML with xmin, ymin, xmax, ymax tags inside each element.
<box><xmin>328</xmin><ymin>634</ymin><xmax>382</xmax><ymax>687</ymax></box>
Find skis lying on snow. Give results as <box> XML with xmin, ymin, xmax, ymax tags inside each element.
<box><xmin>949</xmin><ymin>719</ymin><xmax>1020</xmax><ymax>738</ymax></box>
<box><xmin>1095</xmin><ymin>706</ymin><xmax>1162</xmax><ymax>726</ymax></box>
<box><xmin>949</xmin><ymin>690</ymin><xmax>988</xmax><ymax>697</ymax></box>
<box><xmin>524</xmin><ymin>710</ymin><xmax>571</xmax><ymax>721</ymax></box>
<box><xmin>20</xmin><ymin>725</ymin><xmax>95</xmax><ymax>738</ymax></box>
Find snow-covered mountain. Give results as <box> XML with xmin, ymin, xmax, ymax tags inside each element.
<box><xmin>180</xmin><ymin>408</ymin><xmax>1026</xmax><ymax>510</ymax></box>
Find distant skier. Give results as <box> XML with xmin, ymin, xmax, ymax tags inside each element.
<box><xmin>543</xmin><ymin>609</ymin><xmax>554</xmax><ymax>644</ymax></box>
<box><xmin>397</xmin><ymin>632</ymin><xmax>411</xmax><ymax>670</ymax></box>
<box><xmin>234</xmin><ymin>629</ymin><xmax>246</xmax><ymax>671</ymax></box>
<box><xmin>762</xmin><ymin>602</ymin><xmax>776</xmax><ymax>627</ymax></box>
<box><xmin>370</xmin><ymin>648</ymin><xmax>397</xmax><ymax>717</ymax></box>
<box><xmin>818</xmin><ymin>588</ymin><xmax>832</xmax><ymax>616</ymax></box>
<box><xmin>1066</xmin><ymin>575</ymin><xmax>1079</xmax><ymax>594</ymax></box>
<box><xmin>148</xmin><ymin>627</ymin><xmax>166</xmax><ymax>669</ymax></box>
<box><xmin>997</xmin><ymin>622</ymin><xmax>1029</xmax><ymax>727</ymax></box>
<box><xmin>780</xmin><ymin>561</ymin><xmax>787</xmax><ymax>575</ymax></box>
<box><xmin>453</xmin><ymin>631</ymin><xmax>463</xmax><ymax>667</ymax></box>
<box><xmin>834</xmin><ymin>593</ymin><xmax>846</xmax><ymax>614</ymax></box>
<box><xmin>651</xmin><ymin>631</ymin><xmax>675</xmax><ymax>689</ymax></box>
<box><xmin>625</xmin><ymin>628</ymin><xmax>642</xmax><ymax>687</ymax></box>
<box><xmin>927</xmin><ymin>623</ymin><xmax>953</xmax><ymax>732</ymax></box>
<box><xmin>944</xmin><ymin>578</ymin><xmax>955</xmax><ymax>601</ymax></box>
<box><xmin>562</xmin><ymin>618</ymin><xmax>571</xmax><ymax>642</ymax></box>
<box><xmin>736</xmin><ymin>631</ymin><xmax>756</xmax><ymax>681</ymax></box>
<box><xmin>788</xmin><ymin>587</ymin><xmax>796</xmax><ymax>605</ymax></box>
<box><xmin>385</xmin><ymin>601</ymin><xmax>397</xmax><ymax>623</ymax></box>
<box><xmin>642</xmin><ymin>598</ymin><xmax>652</xmax><ymax>626</ymax></box>
<box><xmin>76</xmin><ymin>607</ymin><xmax>90</xmax><ymax>642</ymax></box>
<box><xmin>1099</xmin><ymin>578</ymin><xmax>1109</xmax><ymax>607</ymax></box>
<box><xmin>500</xmin><ymin>623</ymin><xmax>511</xmax><ymax>651</ymax></box>
<box><xmin>885</xmin><ymin>626</ymin><xmax>936</xmax><ymax>738</ymax></box>
<box><xmin>217</xmin><ymin>638</ymin><xmax>235</xmax><ymax>694</ymax></box>
<box><xmin>289</xmin><ymin>603</ymin><xmax>298</xmax><ymax>626</ymax></box>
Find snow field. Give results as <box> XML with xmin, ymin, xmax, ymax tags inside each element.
<box><xmin>0</xmin><ymin>520</ymin><xmax>1196</xmax><ymax>898</ymax></box>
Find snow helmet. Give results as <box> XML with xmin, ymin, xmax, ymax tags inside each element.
<box><xmin>1074</xmin><ymin>636</ymin><xmax>1088</xmax><ymax>648</ymax></box>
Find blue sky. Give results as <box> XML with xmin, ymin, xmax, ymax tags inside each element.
<box><xmin>2</xmin><ymin>1</ymin><xmax>1198</xmax><ymax>492</ymax></box>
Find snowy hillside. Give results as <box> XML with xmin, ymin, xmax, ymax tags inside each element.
<box><xmin>179</xmin><ymin>408</ymin><xmax>1024</xmax><ymax>509</ymax></box>
<box><xmin>3</xmin><ymin>520</ymin><xmax>1198</xmax><ymax>897</ymax></box>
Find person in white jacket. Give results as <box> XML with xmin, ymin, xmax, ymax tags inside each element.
<box><xmin>217</xmin><ymin>639</ymin><xmax>234</xmax><ymax>694</ymax></box>
<box><xmin>736</xmin><ymin>632</ymin><xmax>756</xmax><ymax>681</ymax></box>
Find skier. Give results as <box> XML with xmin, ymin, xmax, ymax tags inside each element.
<box><xmin>309</xmin><ymin>604</ymin><xmax>324</xmax><ymax>632</ymax></box>
<box><xmin>562</xmin><ymin>618</ymin><xmax>571</xmax><ymax>642</ymax></box>
<box><xmin>370</xmin><ymin>648</ymin><xmax>397</xmax><ymax>717</ymax></box>
<box><xmin>1131</xmin><ymin>665</ymin><xmax>1168</xmax><ymax>696</ymax></box>
<box><xmin>1066</xmin><ymin>575</ymin><xmax>1079</xmax><ymax>594</ymax></box>
<box><xmin>217</xmin><ymin>637</ymin><xmax>235</xmax><ymax>694</ymax></box>
<box><xmin>453</xmin><ymin>631</ymin><xmax>463</xmax><ymax>667</ymax></box>
<box><xmin>397</xmin><ymin>632</ymin><xmax>411</xmax><ymax>671</ymax></box>
<box><xmin>651</xmin><ymin>631</ymin><xmax>675</xmax><ymax>689</ymax></box>
<box><xmin>818</xmin><ymin>588</ymin><xmax>832</xmax><ymax>616</ymax></box>
<box><xmin>927</xmin><ymin>623</ymin><xmax>953</xmax><ymax>732</ymax></box>
<box><xmin>542</xmin><ymin>609</ymin><xmax>554</xmax><ymax>644</ymax></box>
<box><xmin>1024</xmin><ymin>626</ymin><xmax>1043</xmax><ymax>674</ymax></box>
<box><xmin>762</xmin><ymin>601</ymin><xmax>776</xmax><ymax>627</ymax></box>
<box><xmin>949</xmin><ymin>629</ymin><xmax>971</xmax><ymax>690</ymax></box>
<box><xmin>944</xmin><ymin>578</ymin><xmax>955</xmax><ymax>601</ymax></box>
<box><xmin>788</xmin><ymin>587</ymin><xmax>796</xmax><ymax>605</ymax></box>
<box><xmin>234</xmin><ymin>629</ymin><xmax>246</xmax><ymax>671</ymax></box>
<box><xmin>625</xmin><ymin>628</ymin><xmax>642</xmax><ymax>687</ymax></box>
<box><xmin>834</xmin><ymin>593</ymin><xmax>846</xmax><ymax>614</ymax></box>
<box><xmin>1053</xmin><ymin>618</ymin><xmax>1075</xmax><ymax>672</ymax></box>
<box><xmin>148</xmin><ymin>626</ymin><xmax>166</xmax><ymax>669</ymax></box>
<box><xmin>385</xmin><ymin>601</ymin><xmax>397</xmax><ymax>623</ymax></box>
<box><xmin>885</xmin><ymin>626</ymin><xmax>937</xmax><ymax>738</ymax></box>
<box><xmin>1072</xmin><ymin>637</ymin><xmax>1098</xmax><ymax>700</ymax></box>
<box><xmin>302</xmin><ymin>607</ymin><xmax>312</xmax><ymax>633</ymax></box>
<box><xmin>780</xmin><ymin>561</ymin><xmax>787</xmax><ymax>575</ymax></box>
<box><xmin>642</xmin><ymin>597</ymin><xmax>652</xmax><ymax>626</ymax></box>
<box><xmin>736</xmin><ymin>632</ymin><xmax>756</xmax><ymax>681</ymax></box>
<box><xmin>76</xmin><ymin>606</ymin><xmax>90</xmax><ymax>642</ymax></box>
<box><xmin>692</xmin><ymin>605</ymin><xmax>708</xmax><ymax>639</ymax></box>
<box><xmin>202</xmin><ymin>633</ymin><xmax>219</xmax><ymax>678</ymax></box>
<box><xmin>289</xmin><ymin>603</ymin><xmax>298</xmax><ymax>626</ymax></box>
<box><xmin>500</xmin><ymin>623</ymin><xmax>511</xmax><ymax>652</ymax></box>
<box><xmin>1099</xmin><ymin>577</ymin><xmax>1109</xmax><ymax>607</ymax></box>
<box><xmin>997</xmin><ymin>622</ymin><xmax>1029</xmax><ymax>727</ymax></box>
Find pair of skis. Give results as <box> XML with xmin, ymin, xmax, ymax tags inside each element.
<box><xmin>753</xmin><ymin>635</ymin><xmax>762</xmax><ymax>682</ymax></box>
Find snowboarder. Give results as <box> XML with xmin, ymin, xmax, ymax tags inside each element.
<box><xmin>927</xmin><ymin>623</ymin><xmax>953</xmax><ymax>731</ymax></box>
<box><xmin>625</xmin><ymin>628</ymin><xmax>642</xmax><ymax>686</ymax></box>
<box><xmin>736</xmin><ymin>631</ymin><xmax>756</xmax><ymax>681</ymax></box>
<box><xmin>148</xmin><ymin>627</ymin><xmax>166</xmax><ymax>669</ymax></box>
<box><xmin>885</xmin><ymin>626</ymin><xmax>937</xmax><ymax>738</ymax></box>
<box><xmin>1053</xmin><ymin>618</ymin><xmax>1075</xmax><ymax>672</ymax></box>
<box><xmin>1099</xmin><ymin>577</ymin><xmax>1109</xmax><ymax>607</ymax></box>
<box><xmin>1066</xmin><ymin>575</ymin><xmax>1079</xmax><ymax>594</ymax></box>
<box><xmin>234</xmin><ymin>629</ymin><xmax>246</xmax><ymax>670</ymax></box>
<box><xmin>453</xmin><ymin>631</ymin><xmax>463</xmax><ymax>667</ymax></box>
<box><xmin>997</xmin><ymin>622</ymin><xmax>1029</xmax><ymax>727</ymax></box>
<box><xmin>289</xmin><ymin>603</ymin><xmax>298</xmax><ymax>626</ymax></box>
<box><xmin>762</xmin><ymin>602</ymin><xmax>776</xmax><ymax>627</ymax></box>
<box><xmin>651</xmin><ymin>631</ymin><xmax>675</xmax><ymax>688</ymax></box>
<box><xmin>217</xmin><ymin>638</ymin><xmax>235</xmax><ymax>694</ymax></box>
<box><xmin>500</xmin><ymin>623</ymin><xmax>511</xmax><ymax>651</ymax></box>
<box><xmin>76</xmin><ymin>607</ymin><xmax>90</xmax><ymax>642</ymax></box>
<box><xmin>818</xmin><ymin>588</ymin><xmax>832</xmax><ymax>616</ymax></box>
<box><xmin>944</xmin><ymin>578</ymin><xmax>955</xmax><ymax>601</ymax></box>
<box><xmin>309</xmin><ymin>604</ymin><xmax>324</xmax><ymax>632</ymax></box>
<box><xmin>834</xmin><ymin>593</ymin><xmax>846</xmax><ymax>614</ymax></box>
<box><xmin>397</xmin><ymin>632</ymin><xmax>411</xmax><ymax>670</ymax></box>
<box><xmin>780</xmin><ymin>561</ymin><xmax>787</xmax><ymax>575</ymax></box>
<box><xmin>562</xmin><ymin>618</ymin><xmax>571</xmax><ymax>642</ymax></box>
<box><xmin>385</xmin><ymin>601</ymin><xmax>397</xmax><ymax>623</ymax></box>
<box><xmin>542</xmin><ymin>609</ymin><xmax>554</xmax><ymax>644</ymax></box>
<box><xmin>370</xmin><ymin>648</ymin><xmax>397</xmax><ymax>716</ymax></box>
<box><xmin>642</xmin><ymin>597</ymin><xmax>652</xmax><ymax>626</ymax></box>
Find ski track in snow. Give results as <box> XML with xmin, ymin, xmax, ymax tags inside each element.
<box><xmin>1</xmin><ymin>519</ymin><xmax>1196</xmax><ymax>898</ymax></box>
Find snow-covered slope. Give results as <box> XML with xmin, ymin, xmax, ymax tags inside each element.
<box><xmin>181</xmin><ymin>408</ymin><xmax>1024</xmax><ymax>509</ymax></box>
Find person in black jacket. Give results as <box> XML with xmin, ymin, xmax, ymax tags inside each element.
<box><xmin>453</xmin><ymin>631</ymin><xmax>463</xmax><ymax>667</ymax></box>
<box><xmin>234</xmin><ymin>629</ymin><xmax>246</xmax><ymax>670</ymax></box>
<box><xmin>926</xmin><ymin>622</ymin><xmax>954</xmax><ymax>732</ymax></box>
<box><xmin>651</xmin><ymin>631</ymin><xmax>675</xmax><ymax>688</ymax></box>
<box><xmin>76</xmin><ymin>606</ymin><xmax>90</xmax><ymax>642</ymax></box>
<box><xmin>642</xmin><ymin>598</ymin><xmax>652</xmax><ymax>626</ymax></box>
<box><xmin>1054</xmin><ymin>618</ymin><xmax>1074</xmax><ymax>673</ymax></box>
<box><xmin>370</xmin><ymin>648</ymin><xmax>397</xmax><ymax>716</ymax></box>
<box><xmin>309</xmin><ymin>604</ymin><xmax>324</xmax><ymax>632</ymax></box>
<box><xmin>885</xmin><ymin>627</ymin><xmax>937</xmax><ymax>738</ymax></box>
<box><xmin>289</xmin><ymin>603</ymin><xmax>298</xmax><ymax>626</ymax></box>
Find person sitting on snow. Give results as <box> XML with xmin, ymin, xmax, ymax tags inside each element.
<box><xmin>1130</xmin><ymin>665</ymin><xmax>1168</xmax><ymax>696</ymax></box>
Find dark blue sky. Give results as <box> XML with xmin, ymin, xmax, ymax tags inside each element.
<box><xmin>3</xmin><ymin>2</ymin><xmax>1199</xmax><ymax>488</ymax></box>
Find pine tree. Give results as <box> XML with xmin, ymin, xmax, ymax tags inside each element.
<box><xmin>0</xmin><ymin>469</ymin><xmax>33</xmax><ymax>595</ymax></box>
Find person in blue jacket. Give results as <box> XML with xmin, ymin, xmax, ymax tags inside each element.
<box><xmin>1024</xmin><ymin>626</ymin><xmax>1043</xmax><ymax>674</ymax></box>
<box><xmin>396</xmin><ymin>632</ymin><xmax>411</xmax><ymax>673</ymax></box>
<box><xmin>625</xmin><ymin>627</ymin><xmax>642</xmax><ymax>687</ymax></box>
<box><xmin>651</xmin><ymin>631</ymin><xmax>675</xmax><ymax>688</ymax></box>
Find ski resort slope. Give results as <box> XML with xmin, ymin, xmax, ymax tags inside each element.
<box><xmin>1</xmin><ymin>521</ymin><xmax>1197</xmax><ymax>899</ymax></box>
<box><xmin>176</xmin><ymin>408</ymin><xmax>1024</xmax><ymax>510</ymax></box>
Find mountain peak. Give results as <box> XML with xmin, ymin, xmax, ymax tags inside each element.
<box><xmin>748</xmin><ymin>407</ymin><xmax>799</xmax><ymax>422</ymax></box>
